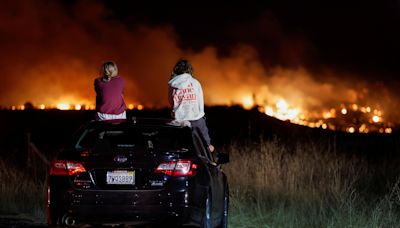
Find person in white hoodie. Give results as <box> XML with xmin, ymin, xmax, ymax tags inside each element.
<box><xmin>168</xmin><ymin>59</ymin><xmax>215</xmax><ymax>152</ymax></box>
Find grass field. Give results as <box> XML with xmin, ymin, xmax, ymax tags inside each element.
<box><xmin>224</xmin><ymin>138</ymin><xmax>400</xmax><ymax>227</ymax></box>
<box><xmin>0</xmin><ymin>158</ymin><xmax>46</xmax><ymax>218</ymax></box>
<box><xmin>1</xmin><ymin>137</ymin><xmax>400</xmax><ymax>227</ymax></box>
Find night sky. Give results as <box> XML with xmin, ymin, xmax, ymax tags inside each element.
<box><xmin>104</xmin><ymin>0</ymin><xmax>400</xmax><ymax>79</ymax></box>
<box><xmin>108</xmin><ymin>1</ymin><xmax>400</xmax><ymax>75</ymax></box>
<box><xmin>1</xmin><ymin>0</ymin><xmax>399</xmax><ymax>119</ymax></box>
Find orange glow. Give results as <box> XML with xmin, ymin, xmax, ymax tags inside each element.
<box><xmin>308</xmin><ymin>122</ymin><xmax>316</xmax><ymax>128</ymax></box>
<box><xmin>236</xmin><ymin>98</ymin><xmax>394</xmax><ymax>134</ymax></box>
<box><xmin>3</xmin><ymin>97</ymin><xmax>395</xmax><ymax>134</ymax></box>
<box><xmin>286</xmin><ymin>109</ymin><xmax>300</xmax><ymax>120</ymax></box>
<box><xmin>57</xmin><ymin>103</ymin><xmax>70</xmax><ymax>110</ymax></box>
<box><xmin>242</xmin><ymin>96</ymin><xmax>254</xmax><ymax>109</ymax></box>
<box><xmin>323</xmin><ymin>112</ymin><xmax>332</xmax><ymax>119</ymax></box>
<box><xmin>272</xmin><ymin>99</ymin><xmax>301</xmax><ymax>121</ymax></box>
<box><xmin>373</xmin><ymin>109</ymin><xmax>382</xmax><ymax>116</ymax></box>
<box><xmin>323</xmin><ymin>109</ymin><xmax>336</xmax><ymax>119</ymax></box>
<box><xmin>264</xmin><ymin>106</ymin><xmax>274</xmax><ymax>116</ymax></box>
<box><xmin>276</xmin><ymin>99</ymin><xmax>288</xmax><ymax>110</ymax></box>
<box><xmin>0</xmin><ymin>0</ymin><xmax>397</xmax><ymax>136</ymax></box>
<box><xmin>372</xmin><ymin>115</ymin><xmax>380</xmax><ymax>123</ymax></box>
<box><xmin>359</xmin><ymin>124</ymin><xmax>367</xmax><ymax>133</ymax></box>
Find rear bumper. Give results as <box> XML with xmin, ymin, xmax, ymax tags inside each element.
<box><xmin>49</xmin><ymin>188</ymin><xmax>200</xmax><ymax>225</ymax></box>
<box><xmin>68</xmin><ymin>204</ymin><xmax>192</xmax><ymax>225</ymax></box>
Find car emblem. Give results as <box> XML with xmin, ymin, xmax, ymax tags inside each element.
<box><xmin>114</xmin><ymin>155</ymin><xmax>128</xmax><ymax>164</ymax></box>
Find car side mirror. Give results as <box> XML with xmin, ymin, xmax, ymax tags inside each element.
<box><xmin>217</xmin><ymin>152</ymin><xmax>229</xmax><ymax>165</ymax></box>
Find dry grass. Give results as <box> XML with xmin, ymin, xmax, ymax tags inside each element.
<box><xmin>223</xmin><ymin>138</ymin><xmax>400</xmax><ymax>227</ymax></box>
<box><xmin>0</xmin><ymin>159</ymin><xmax>46</xmax><ymax>218</ymax></box>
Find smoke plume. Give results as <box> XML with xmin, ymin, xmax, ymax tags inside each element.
<box><xmin>0</xmin><ymin>0</ymin><xmax>398</xmax><ymax>122</ymax></box>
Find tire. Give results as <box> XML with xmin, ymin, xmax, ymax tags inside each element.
<box><xmin>200</xmin><ymin>191</ymin><xmax>212</xmax><ymax>228</ymax></box>
<box><xmin>47</xmin><ymin>205</ymin><xmax>64</xmax><ymax>225</ymax></box>
<box><xmin>47</xmin><ymin>215</ymin><xmax>63</xmax><ymax>227</ymax></box>
<box><xmin>217</xmin><ymin>186</ymin><xmax>229</xmax><ymax>228</ymax></box>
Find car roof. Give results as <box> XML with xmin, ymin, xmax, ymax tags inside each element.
<box><xmin>85</xmin><ymin>117</ymin><xmax>191</xmax><ymax>129</ymax></box>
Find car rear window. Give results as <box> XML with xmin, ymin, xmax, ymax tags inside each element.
<box><xmin>75</xmin><ymin>126</ymin><xmax>192</xmax><ymax>153</ymax></box>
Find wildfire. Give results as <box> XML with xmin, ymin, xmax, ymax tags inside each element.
<box><xmin>2</xmin><ymin>102</ymin><xmax>145</xmax><ymax>111</ymax></box>
<box><xmin>1</xmin><ymin>96</ymin><xmax>396</xmax><ymax>134</ymax></box>
<box><xmin>323</xmin><ymin>109</ymin><xmax>336</xmax><ymax>119</ymax></box>
<box><xmin>242</xmin><ymin>96</ymin><xmax>254</xmax><ymax>109</ymax></box>
<box><xmin>242</xmin><ymin>96</ymin><xmax>394</xmax><ymax>134</ymax></box>
<box><xmin>56</xmin><ymin>103</ymin><xmax>70</xmax><ymax>110</ymax></box>
<box><xmin>347</xmin><ymin>127</ymin><xmax>355</xmax><ymax>133</ymax></box>
<box><xmin>372</xmin><ymin>115</ymin><xmax>380</xmax><ymax>123</ymax></box>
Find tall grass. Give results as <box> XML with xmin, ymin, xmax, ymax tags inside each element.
<box><xmin>223</xmin><ymin>138</ymin><xmax>400</xmax><ymax>227</ymax></box>
<box><xmin>0</xmin><ymin>159</ymin><xmax>46</xmax><ymax>218</ymax></box>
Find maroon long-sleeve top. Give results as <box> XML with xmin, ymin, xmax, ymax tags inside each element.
<box><xmin>94</xmin><ymin>76</ymin><xmax>126</xmax><ymax>114</ymax></box>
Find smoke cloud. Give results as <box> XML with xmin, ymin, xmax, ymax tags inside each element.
<box><xmin>0</xmin><ymin>0</ymin><xmax>182</xmax><ymax>106</ymax></box>
<box><xmin>0</xmin><ymin>0</ymin><xmax>398</xmax><ymax>122</ymax></box>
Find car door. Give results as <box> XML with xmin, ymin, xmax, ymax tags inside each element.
<box><xmin>192</xmin><ymin>131</ymin><xmax>224</xmax><ymax>221</ymax></box>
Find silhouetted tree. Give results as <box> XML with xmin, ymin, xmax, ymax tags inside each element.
<box><xmin>24</xmin><ymin>101</ymin><xmax>34</xmax><ymax>110</ymax></box>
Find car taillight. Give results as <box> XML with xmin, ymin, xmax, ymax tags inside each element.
<box><xmin>50</xmin><ymin>160</ymin><xmax>86</xmax><ymax>176</ymax></box>
<box><xmin>155</xmin><ymin>160</ymin><xmax>197</xmax><ymax>177</ymax></box>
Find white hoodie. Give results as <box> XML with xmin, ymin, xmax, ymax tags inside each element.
<box><xmin>168</xmin><ymin>73</ymin><xmax>205</xmax><ymax>121</ymax></box>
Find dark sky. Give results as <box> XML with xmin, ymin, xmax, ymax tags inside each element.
<box><xmin>1</xmin><ymin>0</ymin><xmax>399</xmax><ymax>120</ymax></box>
<box><xmin>104</xmin><ymin>0</ymin><xmax>400</xmax><ymax>81</ymax></box>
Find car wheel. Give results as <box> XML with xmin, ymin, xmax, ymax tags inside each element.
<box><xmin>200</xmin><ymin>191</ymin><xmax>212</xmax><ymax>228</ymax></box>
<box><xmin>47</xmin><ymin>213</ymin><xmax>62</xmax><ymax>227</ymax></box>
<box><xmin>217</xmin><ymin>186</ymin><xmax>229</xmax><ymax>228</ymax></box>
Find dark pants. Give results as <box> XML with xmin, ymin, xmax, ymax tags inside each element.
<box><xmin>190</xmin><ymin>117</ymin><xmax>211</xmax><ymax>145</ymax></box>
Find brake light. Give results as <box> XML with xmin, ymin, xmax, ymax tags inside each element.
<box><xmin>50</xmin><ymin>160</ymin><xmax>86</xmax><ymax>176</ymax></box>
<box><xmin>155</xmin><ymin>160</ymin><xmax>197</xmax><ymax>177</ymax></box>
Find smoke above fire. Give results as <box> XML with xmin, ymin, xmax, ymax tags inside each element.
<box><xmin>0</xmin><ymin>0</ymin><xmax>398</xmax><ymax>123</ymax></box>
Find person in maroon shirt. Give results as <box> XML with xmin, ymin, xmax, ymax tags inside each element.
<box><xmin>94</xmin><ymin>61</ymin><xmax>127</xmax><ymax>120</ymax></box>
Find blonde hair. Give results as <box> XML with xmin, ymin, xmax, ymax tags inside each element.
<box><xmin>101</xmin><ymin>61</ymin><xmax>118</xmax><ymax>81</ymax></box>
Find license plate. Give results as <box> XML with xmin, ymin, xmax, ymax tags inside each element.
<box><xmin>106</xmin><ymin>170</ymin><xmax>135</xmax><ymax>185</ymax></box>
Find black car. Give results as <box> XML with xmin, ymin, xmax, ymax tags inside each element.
<box><xmin>47</xmin><ymin>118</ymin><xmax>229</xmax><ymax>227</ymax></box>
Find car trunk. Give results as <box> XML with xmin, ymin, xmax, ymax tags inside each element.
<box><xmin>69</xmin><ymin>148</ymin><xmax>186</xmax><ymax>190</ymax></box>
<box><xmin>68</xmin><ymin>125</ymin><xmax>193</xmax><ymax>190</ymax></box>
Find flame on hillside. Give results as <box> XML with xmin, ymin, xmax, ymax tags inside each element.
<box><xmin>241</xmin><ymin>96</ymin><xmax>394</xmax><ymax>134</ymax></box>
<box><xmin>3</xmin><ymin>103</ymin><xmax>144</xmax><ymax>111</ymax></box>
<box><xmin>2</xmin><ymin>94</ymin><xmax>395</xmax><ymax>134</ymax></box>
